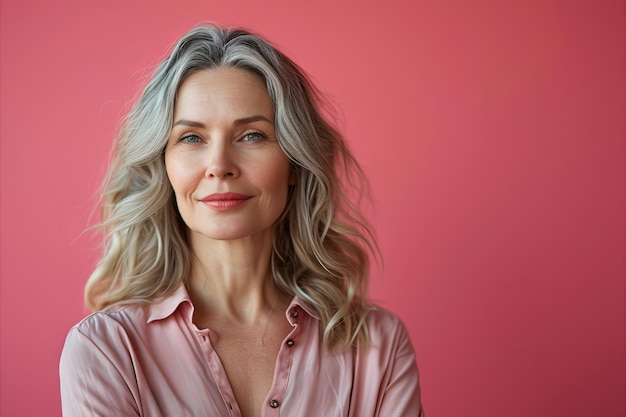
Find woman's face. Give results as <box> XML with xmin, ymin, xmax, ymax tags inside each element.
<box><xmin>164</xmin><ymin>67</ymin><xmax>293</xmax><ymax>243</ymax></box>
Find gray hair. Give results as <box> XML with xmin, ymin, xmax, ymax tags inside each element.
<box><xmin>86</xmin><ymin>24</ymin><xmax>377</xmax><ymax>349</ymax></box>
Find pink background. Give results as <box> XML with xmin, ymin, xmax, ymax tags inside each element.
<box><xmin>1</xmin><ymin>1</ymin><xmax>624</xmax><ymax>416</ymax></box>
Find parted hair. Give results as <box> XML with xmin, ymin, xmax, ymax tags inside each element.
<box><xmin>86</xmin><ymin>24</ymin><xmax>378</xmax><ymax>349</ymax></box>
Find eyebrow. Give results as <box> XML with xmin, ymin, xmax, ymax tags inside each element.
<box><xmin>234</xmin><ymin>115</ymin><xmax>273</xmax><ymax>125</ymax></box>
<box><xmin>172</xmin><ymin>115</ymin><xmax>273</xmax><ymax>128</ymax></box>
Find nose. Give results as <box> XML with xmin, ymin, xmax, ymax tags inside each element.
<box><xmin>205</xmin><ymin>142</ymin><xmax>239</xmax><ymax>179</ymax></box>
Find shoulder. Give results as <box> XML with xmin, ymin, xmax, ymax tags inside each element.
<box><xmin>62</xmin><ymin>287</ymin><xmax>190</xmax><ymax>359</ymax></box>
<box><xmin>364</xmin><ymin>305</ymin><xmax>404</xmax><ymax>328</ymax></box>
<box><xmin>358</xmin><ymin>305</ymin><xmax>417</xmax><ymax>367</ymax></box>
<box><xmin>60</xmin><ymin>303</ymin><xmax>154</xmax><ymax>391</ymax></box>
<box><xmin>349</xmin><ymin>306</ymin><xmax>424</xmax><ymax>415</ymax></box>
<box><xmin>60</xmin><ymin>305</ymin><xmax>152</xmax><ymax>415</ymax></box>
<box><xmin>63</xmin><ymin>303</ymin><xmax>150</xmax><ymax>355</ymax></box>
<box><xmin>364</xmin><ymin>306</ymin><xmax>412</xmax><ymax>346</ymax></box>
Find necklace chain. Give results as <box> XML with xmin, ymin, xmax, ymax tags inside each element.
<box><xmin>260</xmin><ymin>293</ymin><xmax>279</xmax><ymax>347</ymax></box>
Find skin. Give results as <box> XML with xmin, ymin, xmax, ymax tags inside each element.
<box><xmin>164</xmin><ymin>67</ymin><xmax>295</xmax><ymax>417</ymax></box>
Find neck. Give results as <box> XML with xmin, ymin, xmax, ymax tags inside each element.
<box><xmin>186</xmin><ymin>229</ymin><xmax>285</xmax><ymax>325</ymax></box>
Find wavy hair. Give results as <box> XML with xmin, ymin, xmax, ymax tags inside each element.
<box><xmin>86</xmin><ymin>24</ymin><xmax>378</xmax><ymax>349</ymax></box>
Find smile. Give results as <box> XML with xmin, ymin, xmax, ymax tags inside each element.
<box><xmin>200</xmin><ymin>193</ymin><xmax>252</xmax><ymax>211</ymax></box>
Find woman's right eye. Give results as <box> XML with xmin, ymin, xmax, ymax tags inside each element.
<box><xmin>179</xmin><ymin>134</ymin><xmax>202</xmax><ymax>143</ymax></box>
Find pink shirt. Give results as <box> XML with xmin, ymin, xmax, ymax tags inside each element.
<box><xmin>60</xmin><ymin>285</ymin><xmax>424</xmax><ymax>416</ymax></box>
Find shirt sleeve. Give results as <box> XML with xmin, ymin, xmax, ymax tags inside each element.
<box><xmin>59</xmin><ymin>322</ymin><xmax>141</xmax><ymax>417</ymax></box>
<box><xmin>375</xmin><ymin>316</ymin><xmax>425</xmax><ymax>417</ymax></box>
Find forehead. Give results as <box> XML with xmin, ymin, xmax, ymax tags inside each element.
<box><xmin>173</xmin><ymin>67</ymin><xmax>274</xmax><ymax>121</ymax></box>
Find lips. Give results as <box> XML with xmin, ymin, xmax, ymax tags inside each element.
<box><xmin>200</xmin><ymin>192</ymin><xmax>251</xmax><ymax>211</ymax></box>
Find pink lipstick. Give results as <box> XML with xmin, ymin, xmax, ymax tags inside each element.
<box><xmin>200</xmin><ymin>193</ymin><xmax>251</xmax><ymax>211</ymax></box>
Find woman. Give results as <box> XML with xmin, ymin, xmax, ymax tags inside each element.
<box><xmin>60</xmin><ymin>24</ymin><xmax>424</xmax><ymax>417</ymax></box>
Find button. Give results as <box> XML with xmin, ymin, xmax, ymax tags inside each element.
<box><xmin>269</xmin><ymin>399</ymin><xmax>280</xmax><ymax>408</ymax></box>
<box><xmin>286</xmin><ymin>339</ymin><xmax>295</xmax><ymax>348</ymax></box>
<box><xmin>290</xmin><ymin>309</ymin><xmax>298</xmax><ymax>318</ymax></box>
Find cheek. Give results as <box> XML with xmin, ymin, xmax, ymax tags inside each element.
<box><xmin>165</xmin><ymin>153</ymin><xmax>201</xmax><ymax>195</ymax></box>
<box><xmin>260</xmin><ymin>156</ymin><xmax>292</xmax><ymax>192</ymax></box>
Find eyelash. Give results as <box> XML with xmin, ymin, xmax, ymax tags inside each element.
<box><xmin>177</xmin><ymin>130</ymin><xmax>267</xmax><ymax>144</ymax></box>
<box><xmin>178</xmin><ymin>134</ymin><xmax>202</xmax><ymax>143</ymax></box>
<box><xmin>241</xmin><ymin>130</ymin><xmax>267</xmax><ymax>142</ymax></box>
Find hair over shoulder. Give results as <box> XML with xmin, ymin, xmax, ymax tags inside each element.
<box><xmin>86</xmin><ymin>24</ymin><xmax>379</xmax><ymax>350</ymax></box>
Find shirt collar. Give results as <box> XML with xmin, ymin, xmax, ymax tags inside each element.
<box><xmin>286</xmin><ymin>297</ymin><xmax>320</xmax><ymax>320</ymax></box>
<box><xmin>147</xmin><ymin>284</ymin><xmax>320</xmax><ymax>324</ymax></box>
<box><xmin>147</xmin><ymin>284</ymin><xmax>192</xmax><ymax>324</ymax></box>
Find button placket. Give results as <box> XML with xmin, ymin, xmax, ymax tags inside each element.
<box><xmin>264</xmin><ymin>306</ymin><xmax>302</xmax><ymax>416</ymax></box>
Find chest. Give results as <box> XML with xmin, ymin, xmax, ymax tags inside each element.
<box><xmin>132</xmin><ymin>311</ymin><xmax>373</xmax><ymax>417</ymax></box>
<box><xmin>207</xmin><ymin>318</ymin><xmax>294</xmax><ymax>417</ymax></box>
<box><xmin>212</xmin><ymin>334</ymin><xmax>279</xmax><ymax>417</ymax></box>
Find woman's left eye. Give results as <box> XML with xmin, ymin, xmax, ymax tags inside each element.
<box><xmin>241</xmin><ymin>132</ymin><xmax>266</xmax><ymax>142</ymax></box>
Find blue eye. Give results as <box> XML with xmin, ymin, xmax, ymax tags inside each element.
<box><xmin>179</xmin><ymin>134</ymin><xmax>201</xmax><ymax>143</ymax></box>
<box><xmin>242</xmin><ymin>132</ymin><xmax>265</xmax><ymax>142</ymax></box>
